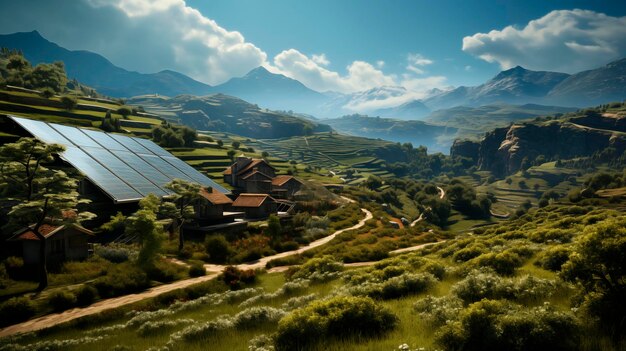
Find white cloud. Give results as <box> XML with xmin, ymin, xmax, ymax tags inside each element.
<box><xmin>311</xmin><ymin>53</ymin><xmax>330</xmax><ymax>66</ymax></box>
<box><xmin>271</xmin><ymin>49</ymin><xmax>396</xmax><ymax>93</ymax></box>
<box><xmin>463</xmin><ymin>9</ymin><xmax>626</xmax><ymax>73</ymax></box>
<box><xmin>0</xmin><ymin>0</ymin><xmax>267</xmax><ymax>85</ymax></box>
<box><xmin>376</xmin><ymin>60</ymin><xmax>385</xmax><ymax>68</ymax></box>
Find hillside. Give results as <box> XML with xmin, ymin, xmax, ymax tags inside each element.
<box><xmin>0</xmin><ymin>31</ymin><xmax>213</xmax><ymax>97</ymax></box>
<box><xmin>426</xmin><ymin>103</ymin><xmax>578</xmax><ymax>137</ymax></box>
<box><xmin>451</xmin><ymin>104</ymin><xmax>626</xmax><ymax>177</ymax></box>
<box><xmin>127</xmin><ymin>94</ymin><xmax>332</xmax><ymax>139</ymax></box>
<box><xmin>324</xmin><ymin>114</ymin><xmax>456</xmax><ymax>154</ymax></box>
<box><xmin>548</xmin><ymin>58</ymin><xmax>626</xmax><ymax>106</ymax></box>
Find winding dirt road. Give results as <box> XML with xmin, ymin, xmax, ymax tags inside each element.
<box><xmin>0</xmin><ymin>202</ymin><xmax>372</xmax><ymax>338</ymax></box>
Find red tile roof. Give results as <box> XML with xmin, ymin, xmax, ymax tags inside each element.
<box><xmin>10</xmin><ymin>223</ymin><xmax>94</xmax><ymax>241</ymax></box>
<box><xmin>271</xmin><ymin>175</ymin><xmax>302</xmax><ymax>186</ymax></box>
<box><xmin>11</xmin><ymin>224</ymin><xmax>62</xmax><ymax>241</ymax></box>
<box><xmin>232</xmin><ymin>193</ymin><xmax>276</xmax><ymax>208</ymax></box>
<box><xmin>223</xmin><ymin>167</ymin><xmax>233</xmax><ymax>175</ymax></box>
<box><xmin>199</xmin><ymin>187</ymin><xmax>233</xmax><ymax>205</ymax></box>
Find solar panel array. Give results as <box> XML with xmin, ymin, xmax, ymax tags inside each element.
<box><xmin>10</xmin><ymin>116</ymin><xmax>230</xmax><ymax>203</ymax></box>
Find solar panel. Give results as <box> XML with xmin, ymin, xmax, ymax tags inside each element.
<box><xmin>82</xmin><ymin>147</ymin><xmax>168</xmax><ymax>197</ymax></box>
<box><xmin>80</xmin><ymin>129</ymin><xmax>128</xmax><ymax>150</ymax></box>
<box><xmin>11</xmin><ymin>117</ymin><xmax>72</xmax><ymax>145</ymax></box>
<box><xmin>162</xmin><ymin>156</ymin><xmax>230</xmax><ymax>193</ymax></box>
<box><xmin>139</xmin><ymin>154</ymin><xmax>195</xmax><ymax>182</ymax></box>
<box><xmin>108</xmin><ymin>134</ymin><xmax>155</xmax><ymax>155</ymax></box>
<box><xmin>49</xmin><ymin>124</ymin><xmax>101</xmax><ymax>148</ymax></box>
<box><xmin>8</xmin><ymin>115</ymin><xmax>231</xmax><ymax>204</ymax></box>
<box><xmin>110</xmin><ymin>150</ymin><xmax>173</xmax><ymax>192</ymax></box>
<box><xmin>132</xmin><ymin>137</ymin><xmax>172</xmax><ymax>156</ymax></box>
<box><xmin>62</xmin><ymin>147</ymin><xmax>143</xmax><ymax>202</ymax></box>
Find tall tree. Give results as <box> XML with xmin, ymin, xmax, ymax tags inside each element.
<box><xmin>1</xmin><ymin>138</ymin><xmax>94</xmax><ymax>290</ymax></box>
<box><xmin>160</xmin><ymin>179</ymin><xmax>202</xmax><ymax>252</ymax></box>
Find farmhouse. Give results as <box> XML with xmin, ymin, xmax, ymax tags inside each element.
<box><xmin>223</xmin><ymin>156</ymin><xmax>303</xmax><ymax>198</ymax></box>
<box><xmin>231</xmin><ymin>193</ymin><xmax>277</xmax><ymax>219</ymax></box>
<box><xmin>196</xmin><ymin>186</ymin><xmax>234</xmax><ymax>220</ymax></box>
<box><xmin>8</xmin><ymin>224</ymin><xmax>94</xmax><ymax>265</ymax></box>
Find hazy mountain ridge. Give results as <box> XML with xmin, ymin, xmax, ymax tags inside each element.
<box><xmin>0</xmin><ymin>31</ymin><xmax>214</xmax><ymax>97</ymax></box>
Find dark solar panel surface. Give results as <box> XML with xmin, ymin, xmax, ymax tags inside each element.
<box><xmin>10</xmin><ymin>116</ymin><xmax>230</xmax><ymax>203</ymax></box>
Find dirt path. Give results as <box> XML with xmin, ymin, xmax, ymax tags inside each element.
<box><xmin>267</xmin><ymin>240</ymin><xmax>444</xmax><ymax>273</ymax></box>
<box><xmin>0</xmin><ymin>200</ymin><xmax>372</xmax><ymax>338</ymax></box>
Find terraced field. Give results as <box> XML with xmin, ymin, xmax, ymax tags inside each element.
<box><xmin>247</xmin><ymin>133</ymin><xmax>397</xmax><ymax>182</ymax></box>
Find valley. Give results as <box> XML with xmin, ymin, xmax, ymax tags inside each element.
<box><xmin>1</xmin><ymin>5</ymin><xmax>626</xmax><ymax>350</ymax></box>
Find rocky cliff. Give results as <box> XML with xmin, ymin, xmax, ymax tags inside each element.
<box><xmin>451</xmin><ymin>114</ymin><xmax>626</xmax><ymax>177</ymax></box>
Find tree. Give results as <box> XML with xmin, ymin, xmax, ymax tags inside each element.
<box><xmin>1</xmin><ymin>139</ymin><xmax>94</xmax><ymax>290</ymax></box>
<box><xmin>227</xmin><ymin>150</ymin><xmax>237</xmax><ymax>161</ymax></box>
<box><xmin>116</xmin><ymin>107</ymin><xmax>132</xmax><ymax>119</ymax></box>
<box><xmin>561</xmin><ymin>218</ymin><xmax>626</xmax><ymax>335</ymax></box>
<box><xmin>231</xmin><ymin>141</ymin><xmax>241</xmax><ymax>149</ymax></box>
<box><xmin>261</xmin><ymin>151</ymin><xmax>269</xmax><ymax>159</ymax></box>
<box><xmin>266</xmin><ymin>214</ymin><xmax>282</xmax><ymax>241</ymax></box>
<box><xmin>160</xmin><ymin>179</ymin><xmax>202</xmax><ymax>252</ymax></box>
<box><xmin>126</xmin><ymin>196</ymin><xmax>163</xmax><ymax>268</ymax></box>
<box><xmin>60</xmin><ymin>95</ymin><xmax>77</xmax><ymax>111</ymax></box>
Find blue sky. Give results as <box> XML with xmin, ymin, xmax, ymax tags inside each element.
<box><xmin>187</xmin><ymin>0</ymin><xmax>626</xmax><ymax>87</ymax></box>
<box><xmin>0</xmin><ymin>0</ymin><xmax>625</xmax><ymax>98</ymax></box>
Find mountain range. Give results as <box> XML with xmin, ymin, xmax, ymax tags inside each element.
<box><xmin>1</xmin><ymin>30</ymin><xmax>625</xmax><ymax>120</ymax></box>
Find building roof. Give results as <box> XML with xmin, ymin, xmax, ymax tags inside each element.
<box><xmin>236</xmin><ymin>159</ymin><xmax>276</xmax><ymax>176</ymax></box>
<box><xmin>242</xmin><ymin>170</ymin><xmax>274</xmax><ymax>181</ymax></box>
<box><xmin>199</xmin><ymin>187</ymin><xmax>233</xmax><ymax>205</ymax></box>
<box><xmin>271</xmin><ymin>175</ymin><xmax>303</xmax><ymax>186</ymax></box>
<box><xmin>9</xmin><ymin>224</ymin><xmax>94</xmax><ymax>241</ymax></box>
<box><xmin>232</xmin><ymin>193</ymin><xmax>276</xmax><ymax>208</ymax></box>
<box><xmin>223</xmin><ymin>167</ymin><xmax>232</xmax><ymax>175</ymax></box>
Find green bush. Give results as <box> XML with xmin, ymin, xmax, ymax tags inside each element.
<box><xmin>189</xmin><ymin>262</ymin><xmax>206</xmax><ymax>277</ymax></box>
<box><xmin>290</xmin><ymin>255</ymin><xmax>343</xmax><ymax>282</ymax></box>
<box><xmin>470</xmin><ymin>251</ymin><xmax>523</xmax><ymax>275</ymax></box>
<box><xmin>435</xmin><ymin>300</ymin><xmax>579</xmax><ymax>351</ymax></box>
<box><xmin>75</xmin><ymin>285</ymin><xmax>98</xmax><ymax>306</ymax></box>
<box><xmin>144</xmin><ymin>260</ymin><xmax>187</xmax><ymax>283</ymax></box>
<box><xmin>0</xmin><ymin>296</ymin><xmax>36</xmax><ymax>327</ymax></box>
<box><xmin>536</xmin><ymin>246</ymin><xmax>571</xmax><ymax>271</ymax></box>
<box><xmin>93</xmin><ymin>263</ymin><xmax>150</xmax><ymax>298</ymax></box>
<box><xmin>48</xmin><ymin>290</ymin><xmax>77</xmax><ymax>312</ymax></box>
<box><xmin>205</xmin><ymin>235</ymin><xmax>232</xmax><ymax>263</ymax></box>
<box><xmin>274</xmin><ymin>296</ymin><xmax>397</xmax><ymax>350</ymax></box>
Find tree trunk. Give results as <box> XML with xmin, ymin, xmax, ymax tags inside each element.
<box><xmin>177</xmin><ymin>221</ymin><xmax>184</xmax><ymax>252</ymax></box>
<box><xmin>36</xmin><ymin>237</ymin><xmax>48</xmax><ymax>291</ymax></box>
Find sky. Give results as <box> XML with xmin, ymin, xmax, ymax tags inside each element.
<box><xmin>0</xmin><ymin>0</ymin><xmax>625</xmax><ymax>100</ymax></box>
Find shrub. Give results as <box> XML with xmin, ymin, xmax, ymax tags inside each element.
<box><xmin>4</xmin><ymin>256</ymin><xmax>25</xmax><ymax>280</ymax></box>
<box><xmin>95</xmin><ymin>245</ymin><xmax>135</xmax><ymax>263</ymax></box>
<box><xmin>204</xmin><ymin>235</ymin><xmax>231</xmax><ymax>263</ymax></box>
<box><xmin>188</xmin><ymin>262</ymin><xmax>206</xmax><ymax>277</ymax></box>
<box><xmin>75</xmin><ymin>285</ymin><xmax>98</xmax><ymax>306</ymax></box>
<box><xmin>144</xmin><ymin>260</ymin><xmax>187</xmax><ymax>283</ymax></box>
<box><xmin>232</xmin><ymin>306</ymin><xmax>286</xmax><ymax>329</ymax></box>
<box><xmin>470</xmin><ymin>251</ymin><xmax>523</xmax><ymax>275</ymax></box>
<box><xmin>48</xmin><ymin>290</ymin><xmax>77</xmax><ymax>312</ymax></box>
<box><xmin>536</xmin><ymin>246</ymin><xmax>571</xmax><ymax>271</ymax></box>
<box><xmin>290</xmin><ymin>255</ymin><xmax>343</xmax><ymax>282</ymax></box>
<box><xmin>274</xmin><ymin>296</ymin><xmax>397</xmax><ymax>350</ymax></box>
<box><xmin>435</xmin><ymin>300</ymin><xmax>579</xmax><ymax>351</ymax></box>
<box><xmin>219</xmin><ymin>266</ymin><xmax>256</xmax><ymax>290</ymax></box>
<box><xmin>93</xmin><ymin>263</ymin><xmax>150</xmax><ymax>298</ymax></box>
<box><xmin>0</xmin><ymin>296</ymin><xmax>36</xmax><ymax>327</ymax></box>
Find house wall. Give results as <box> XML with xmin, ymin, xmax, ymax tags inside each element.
<box><xmin>20</xmin><ymin>228</ymin><xmax>90</xmax><ymax>265</ymax></box>
<box><xmin>245</xmin><ymin>180</ymin><xmax>272</xmax><ymax>194</ymax></box>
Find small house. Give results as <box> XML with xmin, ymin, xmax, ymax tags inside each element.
<box><xmin>231</xmin><ymin>193</ymin><xmax>277</xmax><ymax>219</ymax></box>
<box><xmin>196</xmin><ymin>187</ymin><xmax>234</xmax><ymax>219</ymax></box>
<box><xmin>272</xmin><ymin>175</ymin><xmax>304</xmax><ymax>198</ymax></box>
<box><xmin>8</xmin><ymin>223</ymin><xmax>94</xmax><ymax>265</ymax></box>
